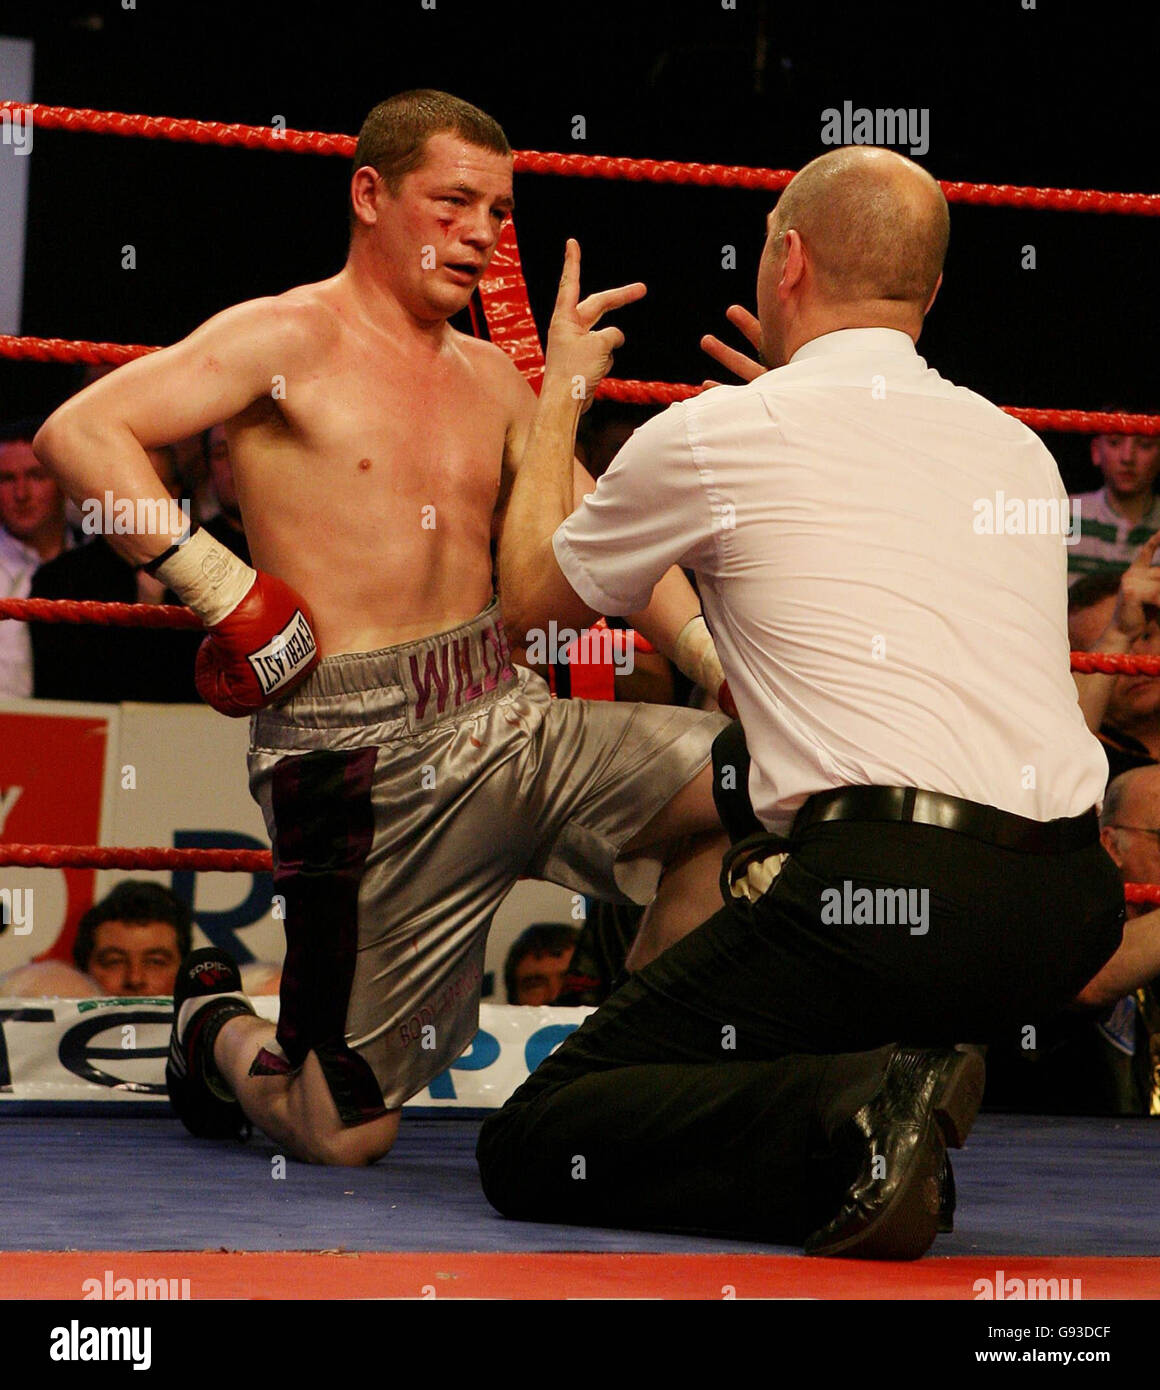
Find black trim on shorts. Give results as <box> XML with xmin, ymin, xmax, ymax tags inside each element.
<box><xmin>269</xmin><ymin>747</ymin><xmax>386</xmax><ymax>1125</ymax></box>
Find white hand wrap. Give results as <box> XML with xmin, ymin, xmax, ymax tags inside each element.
<box><xmin>673</xmin><ymin>614</ymin><xmax>726</xmax><ymax>695</ymax></box>
<box><xmin>151</xmin><ymin>529</ymin><xmax>256</xmax><ymax>628</ymax></box>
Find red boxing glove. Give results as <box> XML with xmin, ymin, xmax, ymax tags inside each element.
<box><xmin>147</xmin><ymin>530</ymin><xmax>319</xmax><ymax>716</ymax></box>
<box><xmin>195</xmin><ymin>572</ymin><xmax>319</xmax><ymax>716</ymax></box>
<box><xmin>717</xmin><ymin>678</ymin><xmax>738</xmax><ymax>720</ymax></box>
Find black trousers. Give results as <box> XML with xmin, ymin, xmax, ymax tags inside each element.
<box><xmin>476</xmin><ymin>812</ymin><xmax>1125</xmax><ymax>1244</ymax></box>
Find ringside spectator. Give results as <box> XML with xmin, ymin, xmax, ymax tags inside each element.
<box><xmin>1069</xmin><ymin>534</ymin><xmax>1160</xmax><ymax>779</ymax></box>
<box><xmin>1069</xmin><ymin>417</ymin><xmax>1160</xmax><ymax>583</ymax></box>
<box><xmin>504</xmin><ymin>924</ymin><xmax>579</xmax><ymax>1005</ymax></box>
<box><xmin>73</xmin><ymin>881</ymin><xmax>192</xmax><ymax>997</ymax></box>
<box><xmin>0</xmin><ymin>418</ymin><xmax>72</xmax><ymax>696</ymax></box>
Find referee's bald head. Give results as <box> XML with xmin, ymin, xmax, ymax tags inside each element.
<box><xmin>770</xmin><ymin>146</ymin><xmax>949</xmax><ymax>309</ymax></box>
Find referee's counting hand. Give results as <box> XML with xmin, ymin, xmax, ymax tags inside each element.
<box><xmin>701</xmin><ymin>305</ymin><xmax>765</xmax><ymax>388</ymax></box>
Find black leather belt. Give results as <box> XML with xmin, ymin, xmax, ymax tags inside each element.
<box><xmin>793</xmin><ymin>785</ymin><xmax>1099</xmax><ymax>854</ymax></box>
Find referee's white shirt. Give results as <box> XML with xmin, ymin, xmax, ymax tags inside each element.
<box><xmin>553</xmin><ymin>327</ymin><xmax>1108</xmax><ymax>833</ymax></box>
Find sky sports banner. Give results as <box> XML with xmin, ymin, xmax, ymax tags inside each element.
<box><xmin>0</xmin><ymin>997</ymin><xmax>591</xmax><ymax>1110</ymax></box>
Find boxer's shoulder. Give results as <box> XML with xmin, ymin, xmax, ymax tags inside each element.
<box><xmin>191</xmin><ymin>281</ymin><xmax>341</xmax><ymax>375</ymax></box>
<box><xmin>253</xmin><ymin>279</ymin><xmax>345</xmax><ymax>353</ymax></box>
<box><xmin>451</xmin><ymin>327</ymin><xmax>531</xmax><ymax>391</ymax></box>
<box><xmin>448</xmin><ymin>329</ymin><xmax>537</xmax><ymax>442</ymax></box>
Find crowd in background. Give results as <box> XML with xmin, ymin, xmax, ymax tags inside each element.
<box><xmin>0</xmin><ymin>370</ymin><xmax>250</xmax><ymax>704</ymax></box>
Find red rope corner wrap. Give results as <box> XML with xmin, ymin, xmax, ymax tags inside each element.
<box><xmin>477</xmin><ymin>219</ymin><xmax>544</xmax><ymax>389</ymax></box>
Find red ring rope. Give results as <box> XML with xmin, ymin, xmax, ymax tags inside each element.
<box><xmin>1</xmin><ymin>335</ymin><xmax>1155</xmax><ymax>438</ymax></box>
<box><xmin>5</xmin><ymin>101</ymin><xmax>1159</xmax><ymax>216</ymax></box>
<box><xmin>2</xmin><ymin>843</ymin><xmax>1157</xmax><ymax>908</ymax></box>
<box><xmin>1070</xmin><ymin>653</ymin><xmax>1160</xmax><ymax>676</ymax></box>
<box><xmin>0</xmin><ymin>598</ymin><xmax>201</xmax><ymax>628</ymax></box>
<box><xmin>0</xmin><ymin>599</ymin><xmax>1153</xmax><ymax>677</ymax></box>
<box><xmin>0</xmin><ymin>845</ymin><xmax>270</xmax><ymax>871</ymax></box>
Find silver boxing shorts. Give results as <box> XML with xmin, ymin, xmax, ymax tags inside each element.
<box><xmin>246</xmin><ymin>601</ymin><xmax>727</xmax><ymax>1119</ymax></box>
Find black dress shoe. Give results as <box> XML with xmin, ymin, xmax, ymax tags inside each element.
<box><xmin>804</xmin><ymin>1044</ymin><xmax>984</xmax><ymax>1261</ymax></box>
<box><xmin>937</xmin><ymin>1152</ymin><xmax>955</xmax><ymax>1234</ymax></box>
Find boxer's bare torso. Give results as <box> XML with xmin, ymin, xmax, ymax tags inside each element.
<box><xmin>224</xmin><ymin>274</ymin><xmax>525</xmax><ymax>654</ymax></box>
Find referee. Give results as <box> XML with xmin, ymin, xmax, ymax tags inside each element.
<box><xmin>482</xmin><ymin>146</ymin><xmax>1124</xmax><ymax>1259</ymax></box>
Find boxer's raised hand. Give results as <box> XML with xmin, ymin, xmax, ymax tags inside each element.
<box><xmin>700</xmin><ymin>304</ymin><xmax>766</xmax><ymax>388</ymax></box>
<box><xmin>544</xmin><ymin>239</ymin><xmax>646</xmax><ymax>409</ymax></box>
